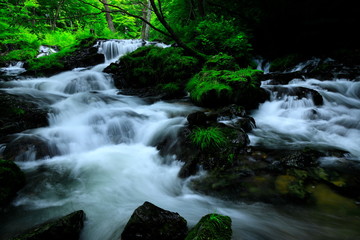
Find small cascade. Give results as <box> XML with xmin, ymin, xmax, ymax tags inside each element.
<box><xmin>250</xmin><ymin>77</ymin><xmax>360</xmax><ymax>160</ymax></box>
<box><xmin>37</xmin><ymin>45</ymin><xmax>58</xmax><ymax>58</ymax></box>
<box><xmin>97</xmin><ymin>39</ymin><xmax>169</xmax><ymax>63</ymax></box>
<box><xmin>0</xmin><ymin>61</ymin><xmax>26</xmax><ymax>76</ymax></box>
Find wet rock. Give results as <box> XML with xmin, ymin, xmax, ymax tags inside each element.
<box><xmin>185</xmin><ymin>213</ymin><xmax>232</xmax><ymax>240</ymax></box>
<box><xmin>262</xmin><ymin>72</ymin><xmax>305</xmax><ymax>85</ymax></box>
<box><xmin>3</xmin><ymin>135</ymin><xmax>59</xmax><ymax>161</ymax></box>
<box><xmin>11</xmin><ymin>210</ymin><xmax>85</xmax><ymax>240</ymax></box>
<box><xmin>274</xmin><ymin>149</ymin><xmax>322</xmax><ymax>170</ymax></box>
<box><xmin>187</xmin><ymin>112</ymin><xmax>208</xmax><ymax>127</ymax></box>
<box><xmin>121</xmin><ymin>201</ymin><xmax>188</xmax><ymax>240</ymax></box>
<box><xmin>0</xmin><ymin>159</ymin><xmax>25</xmax><ymax>206</ymax></box>
<box><xmin>268</xmin><ymin>86</ymin><xmax>323</xmax><ymax>106</ymax></box>
<box><xmin>0</xmin><ymin>93</ymin><xmax>48</xmax><ymax>141</ymax></box>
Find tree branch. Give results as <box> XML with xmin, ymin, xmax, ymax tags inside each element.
<box><xmin>76</xmin><ymin>0</ymin><xmax>172</xmax><ymax>38</ymax></box>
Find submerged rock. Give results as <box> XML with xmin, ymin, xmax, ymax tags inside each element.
<box><xmin>268</xmin><ymin>86</ymin><xmax>323</xmax><ymax>106</ymax></box>
<box><xmin>0</xmin><ymin>159</ymin><xmax>25</xmax><ymax>206</ymax></box>
<box><xmin>3</xmin><ymin>134</ymin><xmax>59</xmax><ymax>161</ymax></box>
<box><xmin>10</xmin><ymin>210</ymin><xmax>85</xmax><ymax>240</ymax></box>
<box><xmin>121</xmin><ymin>201</ymin><xmax>188</xmax><ymax>240</ymax></box>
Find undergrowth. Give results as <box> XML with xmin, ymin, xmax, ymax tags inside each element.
<box><xmin>190</xmin><ymin>127</ymin><xmax>228</xmax><ymax>150</ymax></box>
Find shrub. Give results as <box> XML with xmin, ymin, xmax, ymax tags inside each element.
<box><xmin>120</xmin><ymin>46</ymin><xmax>200</xmax><ymax>88</ymax></box>
<box><xmin>190</xmin><ymin>127</ymin><xmax>228</xmax><ymax>150</ymax></box>
<box><xmin>186</xmin><ymin>68</ymin><xmax>264</xmax><ymax>107</ymax></box>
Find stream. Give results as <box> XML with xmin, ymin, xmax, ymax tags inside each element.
<box><xmin>0</xmin><ymin>40</ymin><xmax>359</xmax><ymax>240</ymax></box>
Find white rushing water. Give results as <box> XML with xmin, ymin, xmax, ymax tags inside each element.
<box><xmin>1</xmin><ymin>40</ymin><xmax>359</xmax><ymax>240</ymax></box>
<box><xmin>250</xmin><ymin>75</ymin><xmax>360</xmax><ymax>161</ymax></box>
<box><xmin>0</xmin><ymin>62</ymin><xmax>26</xmax><ymax>76</ymax></box>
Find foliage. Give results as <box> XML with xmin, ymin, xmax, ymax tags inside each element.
<box><xmin>190</xmin><ymin>127</ymin><xmax>228</xmax><ymax>150</ymax></box>
<box><xmin>203</xmin><ymin>53</ymin><xmax>240</xmax><ymax>71</ymax></box>
<box><xmin>185</xmin><ymin>213</ymin><xmax>232</xmax><ymax>240</ymax></box>
<box><xmin>192</xmin><ymin>14</ymin><xmax>251</xmax><ymax>58</ymax></box>
<box><xmin>120</xmin><ymin>46</ymin><xmax>199</xmax><ymax>88</ymax></box>
<box><xmin>186</xmin><ymin>68</ymin><xmax>263</xmax><ymax>107</ymax></box>
<box><xmin>0</xmin><ymin>159</ymin><xmax>26</xmax><ymax>206</ymax></box>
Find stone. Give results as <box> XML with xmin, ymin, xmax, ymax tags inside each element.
<box><xmin>11</xmin><ymin>210</ymin><xmax>85</xmax><ymax>240</ymax></box>
<box><xmin>121</xmin><ymin>201</ymin><xmax>188</xmax><ymax>240</ymax></box>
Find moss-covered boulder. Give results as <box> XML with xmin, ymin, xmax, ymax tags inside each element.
<box><xmin>203</xmin><ymin>53</ymin><xmax>240</xmax><ymax>71</ymax></box>
<box><xmin>0</xmin><ymin>159</ymin><xmax>25</xmax><ymax>206</ymax></box>
<box><xmin>185</xmin><ymin>213</ymin><xmax>232</xmax><ymax>240</ymax></box>
<box><xmin>121</xmin><ymin>201</ymin><xmax>188</xmax><ymax>240</ymax></box>
<box><xmin>109</xmin><ymin>46</ymin><xmax>199</xmax><ymax>91</ymax></box>
<box><xmin>10</xmin><ymin>210</ymin><xmax>85</xmax><ymax>240</ymax></box>
<box><xmin>186</xmin><ymin>68</ymin><xmax>268</xmax><ymax>109</ymax></box>
<box><xmin>25</xmin><ymin>37</ymin><xmax>103</xmax><ymax>76</ymax></box>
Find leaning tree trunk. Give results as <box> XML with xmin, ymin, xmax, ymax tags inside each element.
<box><xmin>141</xmin><ymin>0</ymin><xmax>152</xmax><ymax>40</ymax></box>
<box><xmin>149</xmin><ymin>0</ymin><xmax>206</xmax><ymax>61</ymax></box>
<box><xmin>102</xmin><ymin>0</ymin><xmax>116</xmax><ymax>32</ymax></box>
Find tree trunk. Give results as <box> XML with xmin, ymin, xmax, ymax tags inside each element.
<box><xmin>197</xmin><ymin>0</ymin><xmax>205</xmax><ymax>17</ymax></box>
<box><xmin>52</xmin><ymin>0</ymin><xmax>66</xmax><ymax>30</ymax></box>
<box><xmin>149</xmin><ymin>0</ymin><xmax>206</xmax><ymax>61</ymax></box>
<box><xmin>102</xmin><ymin>0</ymin><xmax>116</xmax><ymax>32</ymax></box>
<box><xmin>141</xmin><ymin>0</ymin><xmax>151</xmax><ymax>40</ymax></box>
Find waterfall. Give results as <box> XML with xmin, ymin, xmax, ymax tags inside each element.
<box><xmin>1</xmin><ymin>41</ymin><xmax>359</xmax><ymax>240</ymax></box>
<box><xmin>0</xmin><ymin>61</ymin><xmax>26</xmax><ymax>76</ymax></box>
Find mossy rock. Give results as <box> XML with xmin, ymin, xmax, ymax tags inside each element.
<box><xmin>0</xmin><ymin>159</ymin><xmax>25</xmax><ymax>206</ymax></box>
<box><xmin>119</xmin><ymin>46</ymin><xmax>200</xmax><ymax>89</ymax></box>
<box><xmin>203</xmin><ymin>53</ymin><xmax>240</xmax><ymax>71</ymax></box>
<box><xmin>186</xmin><ymin>69</ymin><xmax>268</xmax><ymax>108</ymax></box>
<box><xmin>185</xmin><ymin>213</ymin><xmax>232</xmax><ymax>240</ymax></box>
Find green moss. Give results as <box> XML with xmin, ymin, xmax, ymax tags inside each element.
<box><xmin>190</xmin><ymin>127</ymin><xmax>228</xmax><ymax>150</ymax></box>
<box><xmin>12</xmin><ymin>107</ymin><xmax>26</xmax><ymax>115</ymax></box>
<box><xmin>120</xmin><ymin>46</ymin><xmax>199</xmax><ymax>88</ymax></box>
<box><xmin>186</xmin><ymin>69</ymin><xmax>263</xmax><ymax>107</ymax></box>
<box><xmin>204</xmin><ymin>53</ymin><xmax>240</xmax><ymax>71</ymax></box>
<box><xmin>0</xmin><ymin>48</ymin><xmax>38</xmax><ymax>62</ymax></box>
<box><xmin>0</xmin><ymin>159</ymin><xmax>25</xmax><ymax>206</ymax></box>
<box><xmin>185</xmin><ymin>213</ymin><xmax>232</xmax><ymax>240</ymax></box>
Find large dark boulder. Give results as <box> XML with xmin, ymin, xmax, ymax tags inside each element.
<box><xmin>185</xmin><ymin>214</ymin><xmax>232</xmax><ymax>240</ymax></box>
<box><xmin>0</xmin><ymin>92</ymin><xmax>49</xmax><ymax>141</ymax></box>
<box><xmin>121</xmin><ymin>201</ymin><xmax>188</xmax><ymax>240</ymax></box>
<box><xmin>3</xmin><ymin>135</ymin><xmax>59</xmax><ymax>161</ymax></box>
<box><xmin>0</xmin><ymin>159</ymin><xmax>25</xmax><ymax>206</ymax></box>
<box><xmin>10</xmin><ymin>210</ymin><xmax>85</xmax><ymax>240</ymax></box>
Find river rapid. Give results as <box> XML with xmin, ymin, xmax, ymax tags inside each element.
<box><xmin>0</xmin><ymin>40</ymin><xmax>359</xmax><ymax>240</ymax></box>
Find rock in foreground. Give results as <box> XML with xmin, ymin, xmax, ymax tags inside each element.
<box><xmin>121</xmin><ymin>201</ymin><xmax>187</xmax><ymax>240</ymax></box>
<box><xmin>11</xmin><ymin>210</ymin><xmax>85</xmax><ymax>240</ymax></box>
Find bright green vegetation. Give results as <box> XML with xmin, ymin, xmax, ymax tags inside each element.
<box><xmin>185</xmin><ymin>213</ymin><xmax>232</xmax><ymax>240</ymax></box>
<box><xmin>26</xmin><ymin>36</ymin><xmax>97</xmax><ymax>72</ymax></box>
<box><xmin>186</xmin><ymin>68</ymin><xmax>263</xmax><ymax>107</ymax></box>
<box><xmin>203</xmin><ymin>53</ymin><xmax>240</xmax><ymax>71</ymax></box>
<box><xmin>190</xmin><ymin>127</ymin><xmax>228</xmax><ymax>150</ymax></box>
<box><xmin>120</xmin><ymin>46</ymin><xmax>199</xmax><ymax>88</ymax></box>
<box><xmin>0</xmin><ymin>159</ymin><xmax>26</xmax><ymax>206</ymax></box>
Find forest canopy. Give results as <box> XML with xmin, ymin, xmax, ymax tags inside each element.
<box><xmin>1</xmin><ymin>0</ymin><xmax>359</xmax><ymax>63</ymax></box>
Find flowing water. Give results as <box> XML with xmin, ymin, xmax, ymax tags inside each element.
<box><xmin>250</xmin><ymin>64</ymin><xmax>360</xmax><ymax>161</ymax></box>
<box><xmin>1</xmin><ymin>40</ymin><xmax>359</xmax><ymax>240</ymax></box>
